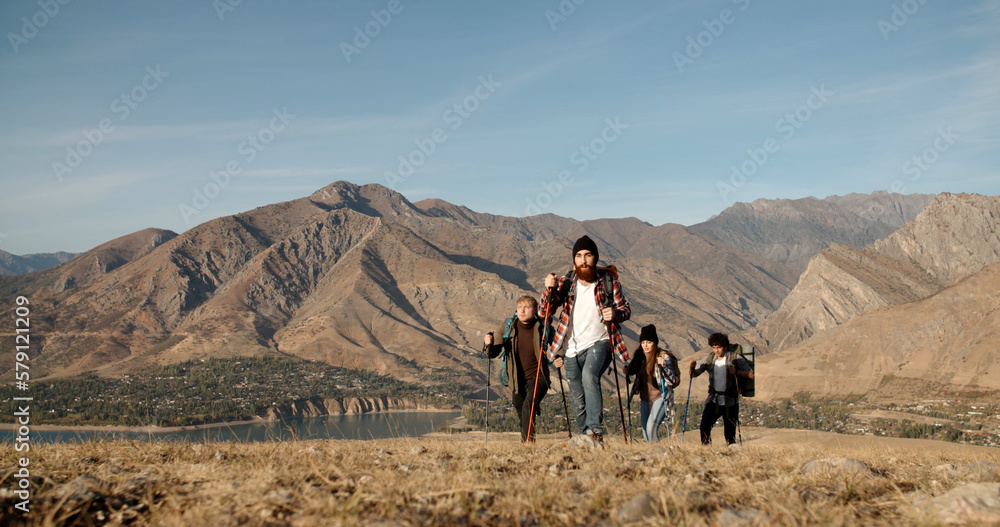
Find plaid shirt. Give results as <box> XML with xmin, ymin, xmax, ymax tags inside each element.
<box><xmin>539</xmin><ymin>270</ymin><xmax>631</xmax><ymax>363</ymax></box>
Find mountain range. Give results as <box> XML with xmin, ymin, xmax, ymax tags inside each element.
<box><xmin>749</xmin><ymin>193</ymin><xmax>1000</xmax><ymax>402</ymax></box>
<box><xmin>8</xmin><ymin>182</ymin><xmax>988</xmax><ymax>405</ymax></box>
<box><xmin>690</xmin><ymin>193</ymin><xmax>934</xmax><ymax>273</ymax></box>
<box><xmin>743</xmin><ymin>193</ymin><xmax>1000</xmax><ymax>355</ymax></box>
<box><xmin>0</xmin><ymin>249</ymin><xmax>78</xmax><ymax>276</ymax></box>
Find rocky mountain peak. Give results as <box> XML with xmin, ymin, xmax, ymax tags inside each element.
<box><xmin>870</xmin><ymin>192</ymin><xmax>1000</xmax><ymax>285</ymax></box>
<box><xmin>310</xmin><ymin>181</ymin><xmax>423</xmax><ymax>219</ymax></box>
<box><xmin>310</xmin><ymin>180</ymin><xmax>362</xmax><ymax>203</ymax></box>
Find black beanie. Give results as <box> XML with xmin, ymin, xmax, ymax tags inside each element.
<box><xmin>639</xmin><ymin>324</ymin><xmax>658</xmax><ymax>344</ymax></box>
<box><xmin>572</xmin><ymin>235</ymin><xmax>599</xmax><ymax>262</ymax></box>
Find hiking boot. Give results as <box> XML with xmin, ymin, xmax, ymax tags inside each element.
<box><xmin>591</xmin><ymin>432</ymin><xmax>603</xmax><ymax>444</ymax></box>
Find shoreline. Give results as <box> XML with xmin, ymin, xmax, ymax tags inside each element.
<box><xmin>0</xmin><ymin>407</ymin><xmax>460</xmax><ymax>434</ymax></box>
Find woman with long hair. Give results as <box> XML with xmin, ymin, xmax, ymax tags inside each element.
<box><xmin>626</xmin><ymin>325</ymin><xmax>678</xmax><ymax>443</ymax></box>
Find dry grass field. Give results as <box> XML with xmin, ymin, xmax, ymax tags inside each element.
<box><xmin>2</xmin><ymin>427</ymin><xmax>999</xmax><ymax>526</ymax></box>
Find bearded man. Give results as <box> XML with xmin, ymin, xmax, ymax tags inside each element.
<box><xmin>541</xmin><ymin>235</ymin><xmax>631</xmax><ymax>442</ymax></box>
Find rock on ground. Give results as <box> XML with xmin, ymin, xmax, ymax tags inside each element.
<box><xmin>616</xmin><ymin>492</ymin><xmax>657</xmax><ymax>524</ymax></box>
<box><xmin>566</xmin><ymin>434</ymin><xmax>602</xmax><ymax>451</ymax></box>
<box><xmin>717</xmin><ymin>508</ymin><xmax>768</xmax><ymax>527</ymax></box>
<box><xmin>801</xmin><ymin>457</ymin><xmax>871</xmax><ymax>475</ymax></box>
<box><xmin>931</xmin><ymin>483</ymin><xmax>1000</xmax><ymax>525</ymax></box>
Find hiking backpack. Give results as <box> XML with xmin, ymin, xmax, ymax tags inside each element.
<box><xmin>704</xmin><ymin>344</ymin><xmax>756</xmax><ymax>398</ymax></box>
<box><xmin>600</xmin><ymin>273</ymin><xmax>615</xmax><ymax>309</ymax></box>
<box><xmin>666</xmin><ymin>353</ymin><xmax>681</xmax><ymax>389</ymax></box>
<box><xmin>733</xmin><ymin>345</ymin><xmax>755</xmax><ymax>398</ymax></box>
<box><xmin>497</xmin><ymin>315</ymin><xmax>516</xmax><ymax>387</ymax></box>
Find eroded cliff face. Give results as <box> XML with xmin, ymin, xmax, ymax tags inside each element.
<box><xmin>743</xmin><ymin>193</ymin><xmax>1000</xmax><ymax>355</ymax></box>
<box><xmin>756</xmin><ymin>262</ymin><xmax>1000</xmax><ymax>401</ymax></box>
<box><xmin>262</xmin><ymin>396</ymin><xmax>448</xmax><ymax>421</ymax></box>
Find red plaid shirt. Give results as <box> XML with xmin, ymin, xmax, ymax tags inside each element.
<box><xmin>539</xmin><ymin>270</ymin><xmax>631</xmax><ymax>363</ymax></box>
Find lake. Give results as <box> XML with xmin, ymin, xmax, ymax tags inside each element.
<box><xmin>2</xmin><ymin>411</ymin><xmax>462</xmax><ymax>443</ymax></box>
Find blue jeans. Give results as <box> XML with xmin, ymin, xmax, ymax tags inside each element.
<box><xmin>639</xmin><ymin>400</ymin><xmax>650</xmax><ymax>440</ymax></box>
<box><xmin>563</xmin><ymin>340</ymin><xmax>612</xmax><ymax>435</ymax></box>
<box><xmin>645</xmin><ymin>397</ymin><xmax>668</xmax><ymax>443</ymax></box>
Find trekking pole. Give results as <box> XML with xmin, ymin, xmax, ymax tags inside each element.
<box><xmin>736</xmin><ymin>404</ymin><xmax>743</xmax><ymax>446</ymax></box>
<box><xmin>660</xmin><ymin>367</ymin><xmax>669</xmax><ymax>445</ymax></box>
<box><xmin>625</xmin><ymin>368</ymin><xmax>633</xmax><ymax>442</ymax></box>
<box><xmin>681</xmin><ymin>373</ymin><xmax>693</xmax><ymax>443</ymax></box>
<box><xmin>607</xmin><ymin>329</ymin><xmax>628</xmax><ymax>444</ymax></box>
<box><xmin>526</xmin><ymin>290</ymin><xmax>555</xmax><ymax>443</ymax></box>
<box><xmin>541</xmin><ymin>284</ymin><xmax>571</xmax><ymax>438</ymax></box>
<box><xmin>556</xmin><ymin>366</ymin><xmax>571</xmax><ymax>438</ymax></box>
<box><xmin>485</xmin><ymin>341</ymin><xmax>491</xmax><ymax>446</ymax></box>
<box><xmin>596</xmin><ymin>273</ymin><xmax>627</xmax><ymax>443</ymax></box>
<box><xmin>734</xmin><ymin>360</ymin><xmax>743</xmax><ymax>446</ymax></box>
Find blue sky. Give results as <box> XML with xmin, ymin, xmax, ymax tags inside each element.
<box><xmin>1</xmin><ymin>0</ymin><xmax>998</xmax><ymax>255</ymax></box>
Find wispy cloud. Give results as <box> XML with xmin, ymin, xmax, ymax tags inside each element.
<box><xmin>0</xmin><ymin>113</ymin><xmax>426</xmax><ymax>150</ymax></box>
<box><xmin>0</xmin><ymin>170</ymin><xmax>161</xmax><ymax>215</ymax></box>
<box><xmin>3</xmin><ymin>121</ymin><xmax>260</xmax><ymax>149</ymax></box>
<box><xmin>240</xmin><ymin>166</ymin><xmax>374</xmax><ymax>179</ymax></box>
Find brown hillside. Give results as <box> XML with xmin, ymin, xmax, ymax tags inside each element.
<box><xmin>756</xmin><ymin>262</ymin><xmax>1000</xmax><ymax>402</ymax></box>
<box><xmin>743</xmin><ymin>193</ymin><xmax>1000</xmax><ymax>354</ymax></box>
<box><xmin>52</xmin><ymin>228</ymin><xmax>178</xmax><ymax>291</ymax></box>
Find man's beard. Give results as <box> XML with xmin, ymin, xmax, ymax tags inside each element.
<box><xmin>575</xmin><ymin>264</ymin><xmax>596</xmax><ymax>282</ymax></box>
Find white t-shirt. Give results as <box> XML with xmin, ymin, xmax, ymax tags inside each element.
<box><xmin>713</xmin><ymin>356</ymin><xmax>729</xmax><ymax>394</ymax></box>
<box><xmin>564</xmin><ymin>280</ymin><xmax>608</xmax><ymax>358</ymax></box>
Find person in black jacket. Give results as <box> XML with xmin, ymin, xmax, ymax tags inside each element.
<box><xmin>484</xmin><ymin>295</ymin><xmax>553</xmax><ymax>442</ymax></box>
<box><xmin>689</xmin><ymin>332</ymin><xmax>754</xmax><ymax>446</ymax></box>
<box><xmin>626</xmin><ymin>325</ymin><xmax>678</xmax><ymax>443</ymax></box>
